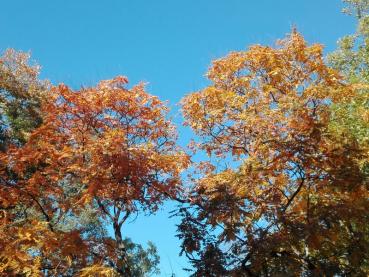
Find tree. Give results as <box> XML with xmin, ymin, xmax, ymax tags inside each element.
<box><xmin>0</xmin><ymin>69</ymin><xmax>188</xmax><ymax>275</ymax></box>
<box><xmin>328</xmin><ymin>0</ymin><xmax>369</xmax><ymax>164</ymax></box>
<box><xmin>0</xmin><ymin>49</ymin><xmax>48</xmax><ymax>150</ymax></box>
<box><xmin>0</xmin><ymin>49</ymin><xmax>53</xmax><ymax>275</ymax></box>
<box><xmin>179</xmin><ymin>31</ymin><xmax>369</xmax><ymax>276</ymax></box>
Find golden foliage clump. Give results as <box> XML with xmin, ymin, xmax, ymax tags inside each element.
<box><xmin>180</xmin><ymin>31</ymin><xmax>369</xmax><ymax>276</ymax></box>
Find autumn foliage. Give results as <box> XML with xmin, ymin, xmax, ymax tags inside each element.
<box><xmin>0</xmin><ymin>4</ymin><xmax>369</xmax><ymax>276</ymax></box>
<box><xmin>0</xmin><ymin>73</ymin><xmax>188</xmax><ymax>275</ymax></box>
<box><xmin>179</xmin><ymin>31</ymin><xmax>368</xmax><ymax>276</ymax></box>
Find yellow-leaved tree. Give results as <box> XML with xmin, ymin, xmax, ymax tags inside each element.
<box><xmin>178</xmin><ymin>31</ymin><xmax>369</xmax><ymax>276</ymax></box>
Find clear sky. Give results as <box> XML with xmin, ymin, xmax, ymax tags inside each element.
<box><xmin>0</xmin><ymin>0</ymin><xmax>356</xmax><ymax>276</ymax></box>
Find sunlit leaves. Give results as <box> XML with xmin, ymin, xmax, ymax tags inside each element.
<box><xmin>0</xmin><ymin>49</ymin><xmax>49</xmax><ymax>148</ymax></box>
<box><xmin>179</xmin><ymin>31</ymin><xmax>369</xmax><ymax>276</ymax></box>
<box><xmin>1</xmin><ymin>73</ymin><xmax>188</xmax><ymax>275</ymax></box>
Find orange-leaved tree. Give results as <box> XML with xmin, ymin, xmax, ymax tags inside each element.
<box><xmin>1</xmin><ymin>75</ymin><xmax>188</xmax><ymax>275</ymax></box>
<box><xmin>178</xmin><ymin>31</ymin><xmax>369</xmax><ymax>276</ymax></box>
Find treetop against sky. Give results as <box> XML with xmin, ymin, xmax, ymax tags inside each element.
<box><xmin>1</xmin><ymin>1</ymin><xmax>368</xmax><ymax>276</ymax></box>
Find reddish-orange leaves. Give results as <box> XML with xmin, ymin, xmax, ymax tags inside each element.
<box><xmin>1</xmin><ymin>76</ymin><xmax>188</xmax><ymax>275</ymax></box>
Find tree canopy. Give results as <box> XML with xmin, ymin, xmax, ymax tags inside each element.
<box><xmin>0</xmin><ymin>69</ymin><xmax>188</xmax><ymax>275</ymax></box>
<box><xmin>0</xmin><ymin>1</ymin><xmax>368</xmax><ymax>276</ymax></box>
<box><xmin>179</xmin><ymin>31</ymin><xmax>368</xmax><ymax>276</ymax></box>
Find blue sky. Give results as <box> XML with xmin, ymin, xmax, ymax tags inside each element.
<box><xmin>0</xmin><ymin>0</ymin><xmax>356</xmax><ymax>276</ymax></box>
